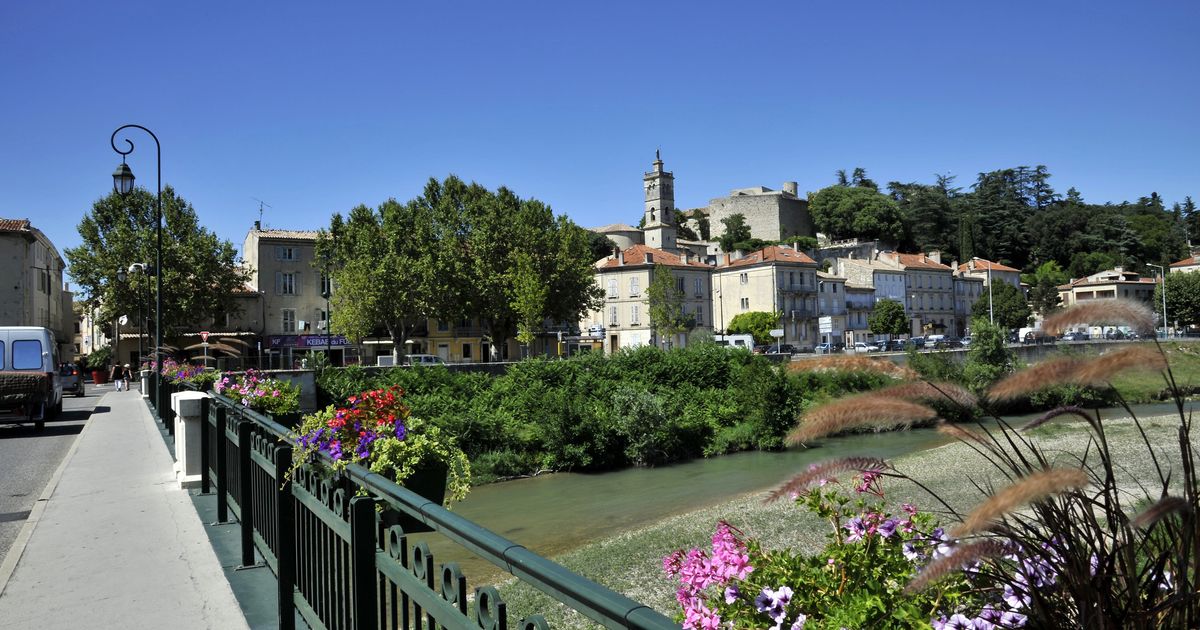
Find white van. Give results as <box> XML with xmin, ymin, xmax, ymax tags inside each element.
<box><xmin>404</xmin><ymin>354</ymin><xmax>445</xmax><ymax>367</ymax></box>
<box><xmin>0</xmin><ymin>327</ymin><xmax>63</xmax><ymax>429</ymax></box>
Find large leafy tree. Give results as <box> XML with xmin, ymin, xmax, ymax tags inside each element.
<box><xmin>1153</xmin><ymin>271</ymin><xmax>1200</xmax><ymax>330</ymax></box>
<box><xmin>66</xmin><ymin>187</ymin><xmax>250</xmax><ymax>340</ymax></box>
<box><xmin>718</xmin><ymin>214</ymin><xmax>752</xmax><ymax>252</ymax></box>
<box><xmin>868</xmin><ymin>298</ymin><xmax>908</xmax><ymax>337</ymax></box>
<box><xmin>726</xmin><ymin>311</ymin><xmax>780</xmax><ymax>345</ymax></box>
<box><xmin>808</xmin><ymin>185</ymin><xmax>904</xmax><ymax>244</ymax></box>
<box><xmin>646</xmin><ymin>264</ymin><xmax>692</xmax><ymax>348</ymax></box>
<box><xmin>971</xmin><ymin>281</ymin><xmax>1031</xmax><ymax>331</ymax></box>
<box><xmin>889</xmin><ymin>179</ymin><xmax>956</xmax><ymax>254</ymax></box>
<box><xmin>1024</xmin><ymin>261</ymin><xmax>1068</xmax><ymax>315</ymax></box>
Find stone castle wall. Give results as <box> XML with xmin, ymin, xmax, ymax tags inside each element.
<box><xmin>705</xmin><ymin>193</ymin><xmax>813</xmax><ymax>242</ymax></box>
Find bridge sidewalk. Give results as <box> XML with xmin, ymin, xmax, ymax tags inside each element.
<box><xmin>0</xmin><ymin>390</ymin><xmax>249</xmax><ymax>629</ymax></box>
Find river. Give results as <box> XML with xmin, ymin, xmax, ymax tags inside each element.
<box><xmin>418</xmin><ymin>402</ymin><xmax>1190</xmax><ymax>585</ymax></box>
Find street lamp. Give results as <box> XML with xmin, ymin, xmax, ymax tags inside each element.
<box><xmin>111</xmin><ymin>125</ymin><xmax>162</xmax><ymax>414</ymax></box>
<box><xmin>125</xmin><ymin>263</ymin><xmax>151</xmax><ymax>362</ymax></box>
<box><xmin>1147</xmin><ymin>263</ymin><xmax>1168</xmax><ymax>339</ymax></box>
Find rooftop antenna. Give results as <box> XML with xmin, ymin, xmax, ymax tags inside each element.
<box><xmin>252</xmin><ymin>197</ymin><xmax>272</xmax><ymax>225</ymax></box>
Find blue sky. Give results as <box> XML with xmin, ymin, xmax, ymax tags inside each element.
<box><xmin>2</xmin><ymin>1</ymin><xmax>1197</xmax><ymax>282</ymax></box>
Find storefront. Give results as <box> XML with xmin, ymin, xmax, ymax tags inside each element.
<box><xmin>265</xmin><ymin>334</ymin><xmax>352</xmax><ymax>368</ymax></box>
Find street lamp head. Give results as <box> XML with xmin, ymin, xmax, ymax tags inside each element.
<box><xmin>113</xmin><ymin>161</ymin><xmax>135</xmax><ymax>195</ymax></box>
<box><xmin>116</xmin><ymin>268</ymin><xmax>127</xmax><ymax>282</ymax></box>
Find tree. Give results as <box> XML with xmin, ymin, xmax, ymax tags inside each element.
<box><xmin>1154</xmin><ymin>271</ymin><xmax>1200</xmax><ymax>330</ymax></box>
<box><xmin>586</xmin><ymin>230</ymin><xmax>618</xmax><ymax>263</ymax></box>
<box><xmin>961</xmin><ymin>319</ymin><xmax>1013</xmax><ymax>392</ymax></box>
<box><xmin>718</xmin><ymin>214</ymin><xmax>752</xmax><ymax>252</ymax></box>
<box><xmin>674</xmin><ymin>212</ymin><xmax>698</xmax><ymax>241</ymax></box>
<box><xmin>727</xmin><ymin>311</ymin><xmax>781</xmax><ymax>345</ymax></box>
<box><xmin>694</xmin><ymin>209</ymin><xmax>712</xmax><ymax>241</ymax></box>
<box><xmin>511</xmin><ymin>251</ymin><xmax>548</xmax><ymax>346</ymax></box>
<box><xmin>646</xmin><ymin>264</ymin><xmax>691</xmax><ymax>348</ymax></box>
<box><xmin>66</xmin><ymin>187</ymin><xmax>250</xmax><ymax>341</ymax></box>
<box><xmin>971</xmin><ymin>281</ymin><xmax>1031</xmax><ymax>331</ymax></box>
<box><xmin>1069</xmin><ymin>251</ymin><xmax>1118</xmax><ymax>279</ymax></box>
<box><xmin>807</xmin><ymin>185</ymin><xmax>904</xmax><ymax>243</ymax></box>
<box><xmin>868</xmin><ymin>299</ymin><xmax>908</xmax><ymax>337</ymax></box>
<box><xmin>889</xmin><ymin>180</ymin><xmax>955</xmax><ymax>254</ymax></box>
<box><xmin>1024</xmin><ymin>261</ymin><xmax>1068</xmax><ymax>315</ymax></box>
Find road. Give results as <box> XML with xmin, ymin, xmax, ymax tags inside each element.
<box><xmin>0</xmin><ymin>381</ymin><xmax>110</xmax><ymax>564</ymax></box>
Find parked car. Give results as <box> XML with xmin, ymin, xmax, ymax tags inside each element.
<box><xmin>1023</xmin><ymin>331</ymin><xmax>1056</xmax><ymax>345</ymax></box>
<box><xmin>59</xmin><ymin>362</ymin><xmax>84</xmax><ymax>397</ymax></box>
<box><xmin>814</xmin><ymin>342</ymin><xmax>833</xmax><ymax>354</ymax></box>
<box><xmin>774</xmin><ymin>343</ymin><xmax>797</xmax><ymax>355</ymax></box>
<box><xmin>960</xmin><ymin>336</ymin><xmax>973</xmax><ymax>347</ymax></box>
<box><xmin>884</xmin><ymin>339</ymin><xmax>907</xmax><ymax>352</ymax></box>
<box><xmin>851</xmin><ymin>342</ymin><xmax>882</xmax><ymax>353</ymax></box>
<box><xmin>933</xmin><ymin>338</ymin><xmax>964</xmax><ymax>349</ymax></box>
<box><xmin>908</xmin><ymin>336</ymin><xmax>926</xmax><ymax>348</ymax></box>
<box><xmin>1104</xmin><ymin>329</ymin><xmax>1126</xmax><ymax>340</ymax></box>
<box><xmin>1060</xmin><ymin>331</ymin><xmax>1089</xmax><ymax>341</ymax></box>
<box><xmin>403</xmin><ymin>354</ymin><xmax>445</xmax><ymax>367</ymax></box>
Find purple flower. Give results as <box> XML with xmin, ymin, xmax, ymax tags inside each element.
<box><xmin>903</xmin><ymin>541</ymin><xmax>922</xmax><ymax>562</ymax></box>
<box><xmin>394</xmin><ymin>422</ymin><xmax>407</xmax><ymax>440</ymax></box>
<box><xmin>328</xmin><ymin>440</ymin><xmax>343</xmax><ymax>460</ymax></box>
<box><xmin>844</xmin><ymin>517</ymin><xmax>866</xmax><ymax>543</ymax></box>
<box><xmin>724</xmin><ymin>585</ymin><xmax>739</xmax><ymax>604</ymax></box>
<box><xmin>877</xmin><ymin>518</ymin><xmax>898</xmax><ymax>538</ymax></box>
<box><xmin>1000</xmin><ymin>611</ymin><xmax>1027</xmax><ymax>627</ymax></box>
<box><xmin>943</xmin><ymin>614</ymin><xmax>975</xmax><ymax>630</ymax></box>
<box><xmin>790</xmin><ymin>613</ymin><xmax>807</xmax><ymax>629</ymax></box>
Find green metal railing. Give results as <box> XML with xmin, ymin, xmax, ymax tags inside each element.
<box><xmin>192</xmin><ymin>391</ymin><xmax>679</xmax><ymax>630</ymax></box>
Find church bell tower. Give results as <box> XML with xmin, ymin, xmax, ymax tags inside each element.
<box><xmin>643</xmin><ymin>150</ymin><xmax>677</xmax><ymax>251</ymax></box>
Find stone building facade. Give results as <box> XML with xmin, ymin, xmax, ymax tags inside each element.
<box><xmin>703</xmin><ymin>183</ymin><xmax>814</xmax><ymax>243</ymax></box>
<box><xmin>712</xmin><ymin>246</ymin><xmax>819</xmax><ymax>347</ymax></box>
<box><xmin>0</xmin><ymin>219</ymin><xmax>74</xmax><ymax>356</ymax></box>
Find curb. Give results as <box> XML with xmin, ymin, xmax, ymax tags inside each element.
<box><xmin>0</xmin><ymin>391</ymin><xmax>107</xmax><ymax>597</ymax></box>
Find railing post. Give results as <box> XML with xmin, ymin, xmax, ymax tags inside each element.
<box><xmin>199</xmin><ymin>397</ymin><xmax>211</xmax><ymax>495</ymax></box>
<box><xmin>275</xmin><ymin>444</ymin><xmax>296</xmax><ymax>630</ymax></box>
<box><xmin>214</xmin><ymin>405</ymin><xmax>230</xmax><ymax>524</ymax></box>
<box><xmin>350</xmin><ymin>496</ymin><xmax>378</xmax><ymax>630</ymax></box>
<box><xmin>237</xmin><ymin>419</ymin><xmax>258</xmax><ymax>568</ymax></box>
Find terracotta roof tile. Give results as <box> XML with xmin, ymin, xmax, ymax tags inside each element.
<box><xmin>594</xmin><ymin>244</ymin><xmax>712</xmax><ymax>270</ymax></box>
<box><xmin>889</xmin><ymin>252</ymin><xmax>952</xmax><ymax>271</ymax></box>
<box><xmin>720</xmin><ymin>245</ymin><xmax>816</xmax><ymax>269</ymax></box>
<box><xmin>957</xmin><ymin>258</ymin><xmax>1019</xmax><ymax>273</ymax></box>
<box><xmin>0</xmin><ymin>218</ymin><xmax>31</xmax><ymax>232</ymax></box>
<box><xmin>1171</xmin><ymin>256</ymin><xmax>1199</xmax><ymax>268</ymax></box>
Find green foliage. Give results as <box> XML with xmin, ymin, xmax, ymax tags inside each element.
<box><xmin>868</xmin><ymin>299</ymin><xmax>908</xmax><ymax>337</ymax></box>
<box><xmin>510</xmin><ymin>251</ymin><xmax>548</xmax><ymax>345</ymax></box>
<box><xmin>727</xmin><ymin>310</ymin><xmax>781</xmax><ymax>345</ymax></box>
<box><xmin>313</xmin><ymin>344</ymin><xmax>894</xmax><ymax>482</ymax></box>
<box><xmin>905</xmin><ymin>346</ymin><xmax>960</xmax><ymax>383</ymax></box>
<box><xmin>85</xmin><ymin>346</ymin><xmax>112</xmax><ymax>370</ymax></box>
<box><xmin>1025</xmin><ymin>261</ymin><xmax>1068</xmax><ymax>314</ymax></box>
<box><xmin>1069</xmin><ymin>250</ymin><xmax>1118</xmax><ymax>278</ymax></box>
<box><xmin>182</xmin><ymin>368</ymin><xmax>220</xmax><ymax>391</ymax></box>
<box><xmin>1154</xmin><ymin>270</ymin><xmax>1200</xmax><ymax>329</ymax></box>
<box><xmin>961</xmin><ymin>319</ymin><xmax>1013</xmax><ymax>392</ymax></box>
<box><xmin>718</xmin><ymin>214</ymin><xmax>753</xmax><ymax>252</ymax></box>
<box><xmin>646</xmin><ymin>264</ymin><xmax>691</xmax><ymax>347</ymax></box>
<box><xmin>65</xmin><ymin>187</ymin><xmax>251</xmax><ymax>338</ymax></box>
<box><xmin>808</xmin><ymin>185</ymin><xmax>905</xmax><ymax>243</ymax></box>
<box><xmin>971</xmin><ymin>281</ymin><xmax>1031</xmax><ymax>331</ymax></box>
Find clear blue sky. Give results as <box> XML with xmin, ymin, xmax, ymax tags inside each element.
<box><xmin>2</xmin><ymin>1</ymin><xmax>1197</xmax><ymax>283</ymax></box>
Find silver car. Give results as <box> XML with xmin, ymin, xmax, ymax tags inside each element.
<box><xmin>59</xmin><ymin>363</ymin><xmax>84</xmax><ymax>397</ymax></box>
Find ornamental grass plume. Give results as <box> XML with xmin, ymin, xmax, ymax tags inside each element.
<box><xmin>786</xmin><ymin>394</ymin><xmax>937</xmax><ymax>445</ymax></box>
<box><xmin>764</xmin><ymin>456</ymin><xmax>888</xmax><ymax>503</ymax></box>
<box><xmin>905</xmin><ymin>539</ymin><xmax>1010</xmax><ymax>594</ymax></box>
<box><xmin>1130</xmin><ymin>496</ymin><xmax>1192</xmax><ymax>529</ymax></box>
<box><xmin>789</xmin><ymin>355</ymin><xmax>916</xmax><ymax>379</ymax></box>
<box><xmin>936</xmin><ymin>420</ymin><xmax>990</xmax><ymax>446</ymax></box>
<box><xmin>953</xmin><ymin>468</ymin><xmax>1090</xmax><ymax>537</ymax></box>
<box><xmin>874</xmin><ymin>380</ymin><xmax>978</xmax><ymax>409</ymax></box>
<box><xmin>987</xmin><ymin>346</ymin><xmax>1167</xmax><ymax>402</ymax></box>
<box><xmin>1041</xmin><ymin>299</ymin><xmax>1156</xmax><ymax>336</ymax></box>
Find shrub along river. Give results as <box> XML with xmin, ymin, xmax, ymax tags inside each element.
<box><xmin>418</xmin><ymin>402</ymin><xmax>1183</xmax><ymax>585</ymax></box>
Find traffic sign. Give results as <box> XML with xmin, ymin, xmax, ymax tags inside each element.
<box><xmin>769</xmin><ymin>328</ymin><xmax>784</xmax><ymax>338</ymax></box>
<box><xmin>200</xmin><ymin>331</ymin><xmax>210</xmax><ymax>343</ymax></box>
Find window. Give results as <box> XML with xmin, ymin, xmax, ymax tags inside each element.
<box><xmin>282</xmin><ymin>309</ymin><xmax>296</xmax><ymax>333</ymax></box>
<box><xmin>833</xmin><ymin>284</ymin><xmax>839</xmax><ymax>293</ymax></box>
<box><xmin>630</xmin><ymin>277</ymin><xmax>640</xmax><ymax>296</ymax></box>
<box><xmin>321</xmin><ymin>274</ymin><xmax>333</xmax><ymax>297</ymax></box>
<box><xmin>607</xmin><ymin>278</ymin><xmax>618</xmax><ymax>298</ymax></box>
<box><xmin>694</xmin><ymin>278</ymin><xmax>703</xmax><ymax>297</ymax></box>
<box><xmin>676</xmin><ymin>277</ymin><xmax>685</xmax><ymax>292</ymax></box>
<box><xmin>789</xmin><ymin>271</ymin><xmax>795</xmax><ymax>287</ymax></box>
<box><xmin>740</xmin><ymin>297</ymin><xmax>750</xmax><ymax>310</ymax></box>
<box><xmin>12</xmin><ymin>340</ymin><xmax>40</xmax><ymax>370</ymax></box>
<box><xmin>739</xmin><ymin>272</ymin><xmax>748</xmax><ymax>285</ymax></box>
<box><xmin>462</xmin><ymin>344</ymin><xmax>472</xmax><ymax>359</ymax></box>
<box><xmin>278</xmin><ymin>272</ymin><xmax>298</xmax><ymax>295</ymax></box>
<box><xmin>437</xmin><ymin>320</ymin><xmax>449</xmax><ymax>332</ymax></box>
<box><xmin>609</xmin><ymin>306</ymin><xmax>619</xmax><ymax>326</ymax></box>
<box><xmin>275</xmin><ymin>246</ymin><xmax>296</xmax><ymax>261</ymax></box>
<box><xmin>695</xmin><ymin>306</ymin><xmax>703</xmax><ymax>326</ymax></box>
<box><xmin>631</xmin><ymin>304</ymin><xmax>640</xmax><ymax>324</ymax></box>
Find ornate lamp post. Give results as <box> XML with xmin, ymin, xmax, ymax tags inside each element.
<box><xmin>111</xmin><ymin>125</ymin><xmax>162</xmax><ymax>412</ymax></box>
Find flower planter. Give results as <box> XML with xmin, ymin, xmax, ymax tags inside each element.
<box><xmin>91</xmin><ymin>370</ymin><xmax>108</xmax><ymax>384</ymax></box>
<box><xmin>380</xmin><ymin>460</ymin><xmax>449</xmax><ymax>534</ymax></box>
<box><xmin>271</xmin><ymin>412</ymin><xmax>303</xmax><ymax>429</ymax></box>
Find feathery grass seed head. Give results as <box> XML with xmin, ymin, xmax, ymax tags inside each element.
<box><xmin>765</xmin><ymin>457</ymin><xmax>888</xmax><ymax>503</ymax></box>
<box><xmin>1042</xmin><ymin>300</ymin><xmax>1156</xmax><ymax>336</ymax></box>
<box><xmin>954</xmin><ymin>468</ymin><xmax>1090</xmax><ymax>537</ymax></box>
<box><xmin>905</xmin><ymin>539</ymin><xmax>1009</xmax><ymax>594</ymax></box>
<box><xmin>787</xmin><ymin>394</ymin><xmax>937</xmax><ymax>444</ymax></box>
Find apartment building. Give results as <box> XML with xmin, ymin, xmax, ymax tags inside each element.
<box><xmin>1170</xmin><ymin>255</ymin><xmax>1200</xmax><ymax>274</ymax></box>
<box><xmin>0</xmin><ymin>219</ymin><xmax>74</xmax><ymax>355</ymax></box>
<box><xmin>713</xmin><ymin>245</ymin><xmax>819</xmax><ymax>348</ymax></box>
<box><xmin>844</xmin><ymin>284</ymin><xmax>876</xmax><ymax>345</ymax></box>
<box><xmin>953</xmin><ymin>274</ymin><xmax>985</xmax><ymax>336</ymax></box>
<box><xmin>588</xmin><ymin>245</ymin><xmax>714</xmax><ymax>353</ymax></box>
<box><xmin>243</xmin><ymin>223</ymin><xmax>347</xmax><ymax>367</ymax></box>
<box><xmin>815</xmin><ymin>272</ymin><xmax>846</xmax><ymax>347</ymax></box>
<box><xmin>1057</xmin><ymin>267</ymin><xmax>1157</xmax><ymax>307</ymax></box>
<box><xmin>957</xmin><ymin>258</ymin><xmax>1022</xmax><ymax>289</ymax></box>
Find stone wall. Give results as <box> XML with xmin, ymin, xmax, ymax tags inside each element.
<box><xmin>706</xmin><ymin>191</ymin><xmax>813</xmax><ymax>243</ymax></box>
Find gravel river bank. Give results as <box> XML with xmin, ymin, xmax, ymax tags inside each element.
<box><xmin>498</xmin><ymin>405</ymin><xmax>1196</xmax><ymax>628</ymax></box>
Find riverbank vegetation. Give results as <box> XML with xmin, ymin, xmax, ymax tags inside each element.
<box><xmin>316</xmin><ymin>344</ymin><xmax>902</xmax><ymax>483</ymax></box>
<box><xmin>500</xmin><ymin>303</ymin><xmax>1200</xmax><ymax>628</ymax></box>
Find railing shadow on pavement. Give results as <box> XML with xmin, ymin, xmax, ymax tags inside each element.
<box><xmin>146</xmin><ymin>380</ymin><xmax>679</xmax><ymax>630</ymax></box>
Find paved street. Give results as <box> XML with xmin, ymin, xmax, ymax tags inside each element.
<box><xmin>0</xmin><ymin>381</ymin><xmax>107</xmax><ymax>563</ymax></box>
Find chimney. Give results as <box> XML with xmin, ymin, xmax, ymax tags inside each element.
<box><xmin>968</xmin><ymin>258</ymin><xmax>975</xmax><ymax>271</ymax></box>
<box><xmin>783</xmin><ymin>181</ymin><xmax>798</xmax><ymax>196</ymax></box>
<box><xmin>681</xmin><ymin>250</ymin><xmax>690</xmax><ymax>264</ymax></box>
<box><xmin>951</xmin><ymin>259</ymin><xmax>959</xmax><ymax>274</ymax></box>
<box><xmin>644</xmin><ymin>252</ymin><xmax>653</xmax><ymax>264</ymax></box>
<box><xmin>928</xmin><ymin>250</ymin><xmax>941</xmax><ymax>264</ymax></box>
<box><xmin>617</xmin><ymin>249</ymin><xmax>624</xmax><ymax>265</ymax></box>
<box><xmin>611</xmin><ymin>246</ymin><xmax>619</xmax><ymax>260</ymax></box>
<box><xmin>724</xmin><ymin>253</ymin><xmax>731</xmax><ymax>265</ymax></box>
<box><xmin>254</xmin><ymin>220</ymin><xmax>261</xmax><ymax>231</ymax></box>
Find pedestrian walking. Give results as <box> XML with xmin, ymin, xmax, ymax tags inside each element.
<box><xmin>113</xmin><ymin>363</ymin><xmax>128</xmax><ymax>391</ymax></box>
